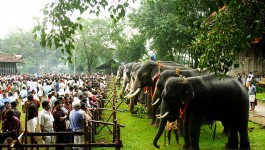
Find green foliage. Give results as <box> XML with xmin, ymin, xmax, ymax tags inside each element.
<box><xmin>74</xmin><ymin>18</ymin><xmax>123</xmax><ymax>73</ymax></box>
<box><xmin>116</xmin><ymin>33</ymin><xmax>146</xmax><ymax>63</ymax></box>
<box><xmin>129</xmin><ymin>0</ymin><xmax>265</xmax><ymax>75</ymax></box>
<box><xmin>192</xmin><ymin>1</ymin><xmax>265</xmax><ymax>75</ymax></box>
<box><xmin>256</xmin><ymin>84</ymin><xmax>265</xmax><ymax>93</ymax></box>
<box><xmin>33</xmin><ymin>0</ymin><xmax>131</xmax><ymax>63</ymax></box>
<box><xmin>0</xmin><ymin>29</ymin><xmax>62</xmax><ymax>74</ymax></box>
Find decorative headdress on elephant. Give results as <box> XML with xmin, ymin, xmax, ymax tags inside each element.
<box><xmin>175</xmin><ymin>68</ymin><xmax>181</xmax><ymax>75</ymax></box>
<box><xmin>150</xmin><ymin>61</ymin><xmax>162</xmax><ymax>81</ymax></box>
<box><xmin>178</xmin><ymin>75</ymin><xmax>194</xmax><ymax>104</ymax></box>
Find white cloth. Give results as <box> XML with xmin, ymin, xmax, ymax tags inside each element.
<box><xmin>27</xmin><ymin>118</ymin><xmax>37</xmax><ymax>132</ymax></box>
<box><xmin>38</xmin><ymin>84</ymin><xmax>44</xmax><ymax>97</ymax></box>
<box><xmin>73</xmin><ymin>129</ymin><xmax>84</xmax><ymax>150</ymax></box>
<box><xmin>249</xmin><ymin>95</ymin><xmax>255</xmax><ymax>103</ymax></box>
<box><xmin>39</xmin><ymin>109</ymin><xmax>54</xmax><ymax>143</ymax></box>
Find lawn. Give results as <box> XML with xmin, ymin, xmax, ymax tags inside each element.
<box><xmin>95</xmin><ymin>100</ymin><xmax>265</xmax><ymax>150</ymax></box>
<box><xmin>256</xmin><ymin>92</ymin><xmax>265</xmax><ymax>103</ymax></box>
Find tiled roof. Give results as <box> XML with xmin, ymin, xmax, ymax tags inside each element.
<box><xmin>0</xmin><ymin>53</ymin><xmax>22</xmax><ymax>63</ymax></box>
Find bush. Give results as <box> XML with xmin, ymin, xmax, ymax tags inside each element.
<box><xmin>254</xmin><ymin>83</ymin><xmax>265</xmax><ymax>93</ymax></box>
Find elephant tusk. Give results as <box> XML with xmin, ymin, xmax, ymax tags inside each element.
<box><xmin>124</xmin><ymin>90</ymin><xmax>133</xmax><ymax>98</ymax></box>
<box><xmin>155</xmin><ymin>114</ymin><xmax>161</xmax><ymax>117</ymax></box>
<box><xmin>152</xmin><ymin>98</ymin><xmax>160</xmax><ymax>106</ymax></box>
<box><xmin>124</xmin><ymin>83</ymin><xmax>129</xmax><ymax>92</ymax></box>
<box><xmin>157</xmin><ymin>112</ymin><xmax>169</xmax><ymax>119</ymax></box>
<box><xmin>127</xmin><ymin>88</ymin><xmax>141</xmax><ymax>98</ymax></box>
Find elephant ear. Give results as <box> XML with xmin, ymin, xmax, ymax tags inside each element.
<box><xmin>150</xmin><ymin>64</ymin><xmax>160</xmax><ymax>81</ymax></box>
<box><xmin>179</xmin><ymin>82</ymin><xmax>194</xmax><ymax>104</ymax></box>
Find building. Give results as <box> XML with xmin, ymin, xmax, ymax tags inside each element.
<box><xmin>0</xmin><ymin>53</ymin><xmax>22</xmax><ymax>75</ymax></box>
<box><xmin>96</xmin><ymin>59</ymin><xmax>119</xmax><ymax>74</ymax></box>
<box><xmin>230</xmin><ymin>38</ymin><xmax>265</xmax><ymax>77</ymax></box>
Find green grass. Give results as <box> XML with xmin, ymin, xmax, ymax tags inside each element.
<box><xmin>95</xmin><ymin>101</ymin><xmax>265</xmax><ymax>150</ymax></box>
<box><xmin>256</xmin><ymin>93</ymin><xmax>265</xmax><ymax>103</ymax></box>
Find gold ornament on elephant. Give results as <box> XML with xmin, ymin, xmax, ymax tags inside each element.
<box><xmin>179</xmin><ymin>75</ymin><xmax>187</xmax><ymax>82</ymax></box>
<box><xmin>157</xmin><ymin>61</ymin><xmax>162</xmax><ymax>69</ymax></box>
<box><xmin>176</xmin><ymin>68</ymin><xmax>181</xmax><ymax>75</ymax></box>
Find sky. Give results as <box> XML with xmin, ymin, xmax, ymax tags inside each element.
<box><xmin>0</xmin><ymin>0</ymin><xmax>47</xmax><ymax>38</ymax></box>
<box><xmin>0</xmin><ymin>0</ymin><xmax>140</xmax><ymax>38</ymax></box>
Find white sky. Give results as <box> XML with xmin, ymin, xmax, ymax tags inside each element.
<box><xmin>0</xmin><ymin>0</ymin><xmax>47</xmax><ymax>38</ymax></box>
<box><xmin>0</xmin><ymin>0</ymin><xmax>140</xmax><ymax>38</ymax></box>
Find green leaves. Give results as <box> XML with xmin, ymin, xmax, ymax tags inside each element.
<box><xmin>33</xmin><ymin>0</ymin><xmax>133</xmax><ymax>63</ymax></box>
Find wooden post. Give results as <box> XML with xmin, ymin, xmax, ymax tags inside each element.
<box><xmin>88</xmin><ymin>121</ymin><xmax>92</xmax><ymax>150</ymax></box>
<box><xmin>24</xmin><ymin>101</ymin><xmax>29</xmax><ymax>150</ymax></box>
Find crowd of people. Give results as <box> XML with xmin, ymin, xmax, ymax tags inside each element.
<box><xmin>0</xmin><ymin>73</ymin><xmax>108</xmax><ymax>150</ymax></box>
<box><xmin>237</xmin><ymin>72</ymin><xmax>259</xmax><ymax>111</ymax></box>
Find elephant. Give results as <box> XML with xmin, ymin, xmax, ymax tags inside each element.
<box><xmin>120</xmin><ymin>62</ymin><xmax>134</xmax><ymax>98</ymax></box>
<box><xmin>153</xmin><ymin>74</ymin><xmax>250</xmax><ymax>150</ymax></box>
<box><xmin>151</xmin><ymin>69</ymin><xmax>205</xmax><ymax>125</ymax></box>
<box><xmin>126</xmin><ymin>60</ymin><xmax>191</xmax><ymax>114</ymax></box>
<box><xmin>116</xmin><ymin>65</ymin><xmax>125</xmax><ymax>86</ymax></box>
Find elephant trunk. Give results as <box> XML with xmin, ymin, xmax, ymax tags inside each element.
<box><xmin>153</xmin><ymin>116</ymin><xmax>168</xmax><ymax>148</ymax></box>
<box><xmin>153</xmin><ymin>99</ymin><xmax>169</xmax><ymax>148</ymax></box>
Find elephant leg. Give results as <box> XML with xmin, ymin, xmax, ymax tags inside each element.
<box><xmin>189</xmin><ymin>120</ymin><xmax>201</xmax><ymax>150</ymax></box>
<box><xmin>226</xmin><ymin>124</ymin><xmax>239</xmax><ymax>149</ymax></box>
<box><xmin>146</xmin><ymin>94</ymin><xmax>153</xmax><ymax>119</ymax></box>
<box><xmin>182</xmin><ymin>115</ymin><xmax>190</xmax><ymax>150</ymax></box>
<box><xmin>168</xmin><ymin>130</ymin><xmax>171</xmax><ymax>145</ymax></box>
<box><xmin>174</xmin><ymin>129</ymin><xmax>179</xmax><ymax>144</ymax></box>
<box><xmin>188</xmin><ymin>110</ymin><xmax>207</xmax><ymax>150</ymax></box>
<box><xmin>222</xmin><ymin>120</ymin><xmax>229</xmax><ymax>135</ymax></box>
<box><xmin>151</xmin><ymin>106</ymin><xmax>158</xmax><ymax>125</ymax></box>
<box><xmin>178</xmin><ymin>118</ymin><xmax>184</xmax><ymax>135</ymax></box>
<box><xmin>239</xmin><ymin>130</ymin><xmax>250</xmax><ymax>150</ymax></box>
<box><xmin>238</xmin><ymin>120</ymin><xmax>250</xmax><ymax>149</ymax></box>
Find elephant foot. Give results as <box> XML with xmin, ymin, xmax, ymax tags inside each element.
<box><xmin>182</xmin><ymin>144</ymin><xmax>190</xmax><ymax>150</ymax></box>
<box><xmin>240</xmin><ymin>142</ymin><xmax>250</xmax><ymax>150</ymax></box>
<box><xmin>125</xmin><ymin>99</ymin><xmax>130</xmax><ymax>104</ymax></box>
<box><xmin>222</xmin><ymin>129</ymin><xmax>228</xmax><ymax>135</ymax></box>
<box><xmin>150</xmin><ymin>120</ymin><xmax>156</xmax><ymax>125</ymax></box>
<box><xmin>225</xmin><ymin>143</ymin><xmax>238</xmax><ymax>150</ymax></box>
<box><xmin>130</xmin><ymin>108</ymin><xmax>139</xmax><ymax>114</ymax></box>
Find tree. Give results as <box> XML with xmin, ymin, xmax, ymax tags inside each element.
<box><xmin>116</xmin><ymin>33</ymin><xmax>146</xmax><ymax>63</ymax></box>
<box><xmin>33</xmin><ymin>0</ymin><xmax>131</xmax><ymax>63</ymax></box>
<box><xmin>74</xmin><ymin>18</ymin><xmax>121</xmax><ymax>73</ymax></box>
<box><xmin>34</xmin><ymin>0</ymin><xmax>265</xmax><ymax>75</ymax></box>
<box><xmin>0</xmin><ymin>29</ymin><xmax>62</xmax><ymax>73</ymax></box>
<box><xmin>193</xmin><ymin>1</ymin><xmax>265</xmax><ymax>75</ymax></box>
<box><xmin>129</xmin><ymin>0</ymin><xmax>207</xmax><ymax>65</ymax></box>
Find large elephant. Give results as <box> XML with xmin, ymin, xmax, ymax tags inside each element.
<box><xmin>151</xmin><ymin>69</ymin><xmax>205</xmax><ymax>125</ymax></box>
<box><xmin>153</xmin><ymin>74</ymin><xmax>250</xmax><ymax>150</ymax></box>
<box><xmin>116</xmin><ymin>65</ymin><xmax>125</xmax><ymax>86</ymax></box>
<box><xmin>120</xmin><ymin>62</ymin><xmax>134</xmax><ymax>98</ymax></box>
<box><xmin>126</xmin><ymin>60</ymin><xmax>191</xmax><ymax>113</ymax></box>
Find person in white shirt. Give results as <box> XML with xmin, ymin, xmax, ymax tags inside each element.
<box><xmin>38</xmin><ymin>81</ymin><xmax>44</xmax><ymax>97</ymax></box>
<box><xmin>20</xmin><ymin>86</ymin><xmax>28</xmax><ymax>113</ymax></box>
<box><xmin>50</xmin><ymin>91</ymin><xmax>57</xmax><ymax>108</ymax></box>
<box><xmin>39</xmin><ymin>101</ymin><xmax>54</xmax><ymax>149</ymax></box>
<box><xmin>58</xmin><ymin>80</ymin><xmax>66</xmax><ymax>96</ymax></box>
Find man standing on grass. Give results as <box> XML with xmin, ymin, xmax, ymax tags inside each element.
<box><xmin>69</xmin><ymin>101</ymin><xmax>84</xmax><ymax>150</ymax></box>
<box><xmin>53</xmin><ymin>100</ymin><xmax>67</xmax><ymax>150</ymax></box>
<box><xmin>39</xmin><ymin>101</ymin><xmax>54</xmax><ymax>150</ymax></box>
<box><xmin>26</xmin><ymin>94</ymin><xmax>38</xmax><ymax>146</ymax></box>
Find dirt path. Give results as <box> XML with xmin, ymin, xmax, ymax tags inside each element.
<box><xmin>249</xmin><ymin>101</ymin><xmax>265</xmax><ymax>127</ymax></box>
